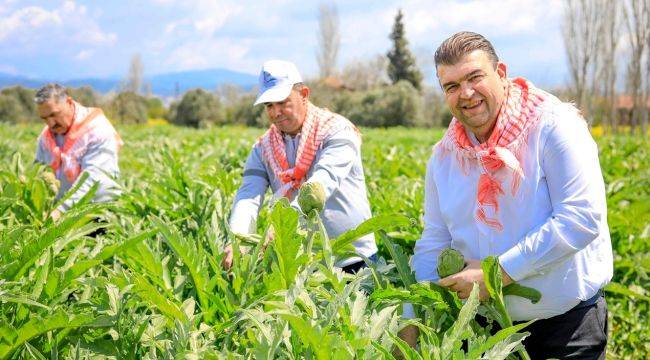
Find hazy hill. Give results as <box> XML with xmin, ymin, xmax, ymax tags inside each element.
<box><xmin>0</xmin><ymin>68</ymin><xmax>258</xmax><ymax>97</ymax></box>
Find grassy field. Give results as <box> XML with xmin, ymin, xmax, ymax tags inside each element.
<box><xmin>0</xmin><ymin>123</ymin><xmax>648</xmax><ymax>359</ymax></box>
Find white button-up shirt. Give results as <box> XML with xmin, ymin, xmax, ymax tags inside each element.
<box><xmin>411</xmin><ymin>97</ymin><xmax>613</xmax><ymax>321</ymax></box>
<box><xmin>229</xmin><ymin>122</ymin><xmax>378</xmax><ymax>267</ymax></box>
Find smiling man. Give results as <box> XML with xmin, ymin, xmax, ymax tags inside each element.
<box><xmin>223</xmin><ymin>60</ymin><xmax>377</xmax><ymax>273</ymax></box>
<box><xmin>400</xmin><ymin>32</ymin><xmax>613</xmax><ymax>359</ymax></box>
<box><xmin>34</xmin><ymin>83</ymin><xmax>122</xmax><ymax>221</ymax></box>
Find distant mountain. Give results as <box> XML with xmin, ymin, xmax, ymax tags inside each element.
<box><xmin>0</xmin><ymin>68</ymin><xmax>258</xmax><ymax>97</ymax></box>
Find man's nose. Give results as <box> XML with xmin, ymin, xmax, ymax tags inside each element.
<box><xmin>459</xmin><ymin>83</ymin><xmax>475</xmax><ymax>99</ymax></box>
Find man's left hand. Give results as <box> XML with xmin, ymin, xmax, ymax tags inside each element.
<box><xmin>439</xmin><ymin>259</ymin><xmax>490</xmax><ymax>300</ymax></box>
<box><xmin>439</xmin><ymin>259</ymin><xmax>515</xmax><ymax>301</ymax></box>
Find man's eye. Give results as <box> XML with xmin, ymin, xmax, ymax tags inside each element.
<box><xmin>469</xmin><ymin>75</ymin><xmax>484</xmax><ymax>82</ymax></box>
<box><xmin>445</xmin><ymin>85</ymin><xmax>458</xmax><ymax>93</ymax></box>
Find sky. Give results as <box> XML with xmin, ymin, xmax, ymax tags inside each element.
<box><xmin>0</xmin><ymin>0</ymin><xmax>567</xmax><ymax>87</ymax></box>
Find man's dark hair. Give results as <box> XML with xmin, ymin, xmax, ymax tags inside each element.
<box><xmin>434</xmin><ymin>31</ymin><xmax>499</xmax><ymax>68</ymax></box>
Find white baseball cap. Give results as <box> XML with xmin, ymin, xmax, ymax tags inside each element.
<box><xmin>253</xmin><ymin>60</ymin><xmax>303</xmax><ymax>106</ymax></box>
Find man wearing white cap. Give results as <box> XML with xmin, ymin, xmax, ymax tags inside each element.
<box><xmin>223</xmin><ymin>60</ymin><xmax>378</xmax><ymax>273</ymax></box>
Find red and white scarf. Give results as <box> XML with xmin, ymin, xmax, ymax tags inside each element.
<box><xmin>258</xmin><ymin>103</ymin><xmax>359</xmax><ymax>199</ymax></box>
<box><xmin>40</xmin><ymin>102</ymin><xmax>122</xmax><ymax>183</ymax></box>
<box><xmin>438</xmin><ymin>78</ymin><xmax>548</xmax><ymax>231</ymax></box>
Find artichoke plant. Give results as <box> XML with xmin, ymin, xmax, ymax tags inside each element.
<box><xmin>297</xmin><ymin>182</ymin><xmax>326</xmax><ymax>217</ymax></box>
<box><xmin>437</xmin><ymin>248</ymin><xmax>465</xmax><ymax>278</ymax></box>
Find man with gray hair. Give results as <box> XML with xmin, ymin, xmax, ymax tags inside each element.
<box><xmin>34</xmin><ymin>83</ymin><xmax>122</xmax><ymax>221</ymax></box>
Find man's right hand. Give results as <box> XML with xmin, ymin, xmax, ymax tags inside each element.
<box><xmin>222</xmin><ymin>244</ymin><xmax>235</xmax><ymax>270</ymax></box>
<box><xmin>221</xmin><ymin>244</ymin><xmax>250</xmax><ymax>270</ymax></box>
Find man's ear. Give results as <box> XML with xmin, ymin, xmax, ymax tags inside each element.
<box><xmin>300</xmin><ymin>86</ymin><xmax>310</xmax><ymax>101</ymax></box>
<box><xmin>496</xmin><ymin>62</ymin><xmax>507</xmax><ymax>79</ymax></box>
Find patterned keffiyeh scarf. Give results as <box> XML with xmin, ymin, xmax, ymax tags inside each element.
<box><xmin>258</xmin><ymin>102</ymin><xmax>359</xmax><ymax>199</ymax></box>
<box><xmin>40</xmin><ymin>102</ymin><xmax>122</xmax><ymax>183</ymax></box>
<box><xmin>438</xmin><ymin>78</ymin><xmax>548</xmax><ymax>231</ymax></box>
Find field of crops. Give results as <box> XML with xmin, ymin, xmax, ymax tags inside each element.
<box><xmin>1</xmin><ymin>123</ymin><xmax>648</xmax><ymax>359</ymax></box>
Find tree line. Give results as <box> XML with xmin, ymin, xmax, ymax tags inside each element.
<box><xmin>1</xmin><ymin>3</ymin><xmax>648</xmax><ymax>133</ymax></box>
<box><xmin>563</xmin><ymin>0</ymin><xmax>650</xmax><ymax>134</ymax></box>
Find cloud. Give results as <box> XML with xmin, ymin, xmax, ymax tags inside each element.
<box><xmin>402</xmin><ymin>0</ymin><xmax>563</xmax><ymax>39</ymax></box>
<box><xmin>75</xmin><ymin>50</ymin><xmax>93</xmax><ymax>61</ymax></box>
<box><xmin>0</xmin><ymin>1</ymin><xmax>116</xmax><ymax>45</ymax></box>
<box><xmin>0</xmin><ymin>6</ymin><xmax>62</xmax><ymax>41</ymax></box>
<box><xmin>165</xmin><ymin>38</ymin><xmax>253</xmax><ymax>72</ymax></box>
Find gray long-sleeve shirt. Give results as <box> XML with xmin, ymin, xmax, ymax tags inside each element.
<box><xmin>35</xmin><ymin>114</ymin><xmax>120</xmax><ymax>212</ymax></box>
<box><xmin>229</xmin><ymin>122</ymin><xmax>378</xmax><ymax>267</ymax></box>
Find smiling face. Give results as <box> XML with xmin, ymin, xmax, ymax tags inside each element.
<box><xmin>38</xmin><ymin>97</ymin><xmax>75</xmax><ymax>135</ymax></box>
<box><xmin>437</xmin><ymin>50</ymin><xmax>508</xmax><ymax>142</ymax></box>
<box><xmin>264</xmin><ymin>86</ymin><xmax>310</xmax><ymax>135</ymax></box>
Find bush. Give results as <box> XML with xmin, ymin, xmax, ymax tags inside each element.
<box><xmin>0</xmin><ymin>86</ymin><xmax>36</xmax><ymax>124</ymax></box>
<box><xmin>332</xmin><ymin>80</ymin><xmax>423</xmax><ymax>127</ymax></box>
<box><xmin>173</xmin><ymin>89</ymin><xmax>224</xmax><ymax>128</ymax></box>
<box><xmin>69</xmin><ymin>86</ymin><xmax>101</xmax><ymax>108</ymax></box>
<box><xmin>108</xmin><ymin>91</ymin><xmax>148</xmax><ymax>124</ymax></box>
<box><xmin>146</xmin><ymin>97</ymin><xmax>167</xmax><ymax>119</ymax></box>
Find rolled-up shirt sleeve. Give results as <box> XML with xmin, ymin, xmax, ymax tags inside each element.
<box><xmin>499</xmin><ymin>112</ymin><xmax>606</xmax><ymax>281</ymax></box>
<box><xmin>58</xmin><ymin>137</ymin><xmax>120</xmax><ymax>212</ymax></box>
<box><xmin>294</xmin><ymin>127</ymin><xmax>358</xmax><ymax>207</ymax></box>
<box><xmin>229</xmin><ymin>146</ymin><xmax>270</xmax><ymax>234</ymax></box>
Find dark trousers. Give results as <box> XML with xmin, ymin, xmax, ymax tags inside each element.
<box><xmin>341</xmin><ymin>253</ymin><xmax>378</xmax><ymax>274</ymax></box>
<box><xmin>479</xmin><ymin>295</ymin><xmax>608</xmax><ymax>359</ymax></box>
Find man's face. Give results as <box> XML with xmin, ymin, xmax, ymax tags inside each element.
<box><xmin>38</xmin><ymin>97</ymin><xmax>75</xmax><ymax>135</ymax></box>
<box><xmin>264</xmin><ymin>87</ymin><xmax>310</xmax><ymax>135</ymax></box>
<box><xmin>437</xmin><ymin>50</ymin><xmax>507</xmax><ymax>138</ymax></box>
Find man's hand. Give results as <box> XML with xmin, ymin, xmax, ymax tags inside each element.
<box><xmin>49</xmin><ymin>209</ymin><xmax>62</xmax><ymax>222</ymax></box>
<box><xmin>221</xmin><ymin>244</ymin><xmax>250</xmax><ymax>270</ymax></box>
<box><xmin>438</xmin><ymin>259</ymin><xmax>514</xmax><ymax>300</ymax></box>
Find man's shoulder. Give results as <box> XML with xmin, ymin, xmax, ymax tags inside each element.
<box><xmin>537</xmin><ymin>96</ymin><xmax>585</xmax><ymax>130</ymax></box>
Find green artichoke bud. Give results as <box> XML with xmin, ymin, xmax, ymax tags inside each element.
<box><xmin>298</xmin><ymin>182</ymin><xmax>326</xmax><ymax>217</ymax></box>
<box><xmin>437</xmin><ymin>248</ymin><xmax>465</xmax><ymax>278</ymax></box>
<box><xmin>41</xmin><ymin>171</ymin><xmax>60</xmax><ymax>194</ymax></box>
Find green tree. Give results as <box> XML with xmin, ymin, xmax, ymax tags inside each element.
<box><xmin>145</xmin><ymin>97</ymin><xmax>167</xmax><ymax>119</ymax></box>
<box><xmin>69</xmin><ymin>86</ymin><xmax>101</xmax><ymax>107</ymax></box>
<box><xmin>387</xmin><ymin>9</ymin><xmax>423</xmax><ymax>91</ymax></box>
<box><xmin>108</xmin><ymin>91</ymin><xmax>148</xmax><ymax>124</ymax></box>
<box><xmin>172</xmin><ymin>89</ymin><xmax>224</xmax><ymax>128</ymax></box>
<box><xmin>0</xmin><ymin>86</ymin><xmax>36</xmax><ymax>123</ymax></box>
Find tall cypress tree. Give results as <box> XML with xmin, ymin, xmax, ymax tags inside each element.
<box><xmin>387</xmin><ymin>9</ymin><xmax>423</xmax><ymax>91</ymax></box>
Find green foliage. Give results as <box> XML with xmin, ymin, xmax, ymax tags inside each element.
<box><xmin>108</xmin><ymin>91</ymin><xmax>148</xmax><ymax>124</ymax></box>
<box><xmin>172</xmin><ymin>88</ymin><xmax>224</xmax><ymax>128</ymax></box>
<box><xmin>386</xmin><ymin>9</ymin><xmax>423</xmax><ymax>91</ymax></box>
<box><xmin>333</xmin><ymin>81</ymin><xmax>424</xmax><ymax>127</ymax></box>
<box><xmin>68</xmin><ymin>86</ymin><xmax>101</xmax><ymax>108</ymax></box>
<box><xmin>0</xmin><ymin>123</ymin><xmax>647</xmax><ymax>358</ymax></box>
<box><xmin>145</xmin><ymin>96</ymin><xmax>167</xmax><ymax>119</ymax></box>
<box><xmin>0</xmin><ymin>86</ymin><xmax>36</xmax><ymax>124</ymax></box>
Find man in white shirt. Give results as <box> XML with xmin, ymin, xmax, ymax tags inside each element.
<box><xmin>400</xmin><ymin>32</ymin><xmax>612</xmax><ymax>359</ymax></box>
<box><xmin>34</xmin><ymin>83</ymin><xmax>121</xmax><ymax>221</ymax></box>
<box><xmin>223</xmin><ymin>60</ymin><xmax>378</xmax><ymax>273</ymax></box>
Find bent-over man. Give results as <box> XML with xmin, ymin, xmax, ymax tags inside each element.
<box><xmin>34</xmin><ymin>83</ymin><xmax>122</xmax><ymax>221</ymax></box>
<box><xmin>224</xmin><ymin>60</ymin><xmax>378</xmax><ymax>273</ymax></box>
